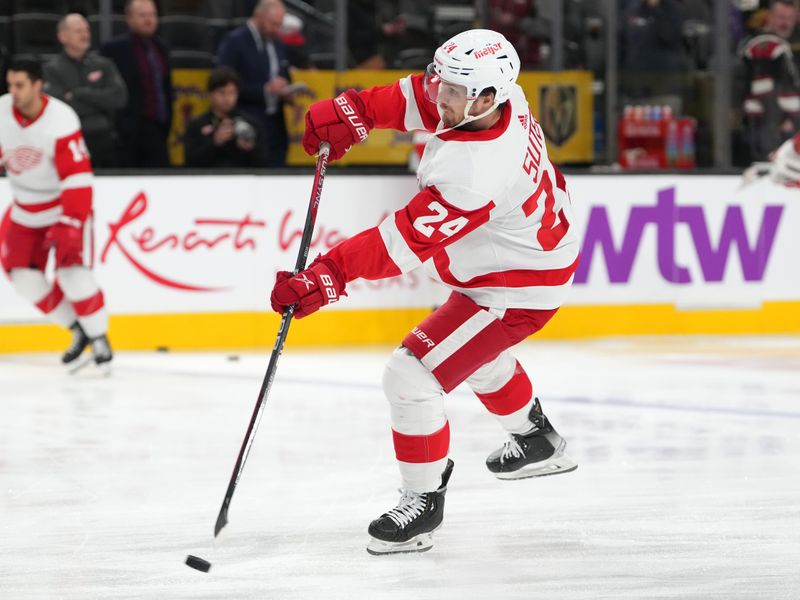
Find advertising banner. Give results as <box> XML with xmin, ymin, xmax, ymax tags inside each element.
<box><xmin>518</xmin><ymin>71</ymin><xmax>594</xmax><ymax>164</ymax></box>
<box><xmin>284</xmin><ymin>69</ymin><xmax>414</xmax><ymax>167</ymax></box>
<box><xmin>168</xmin><ymin>69</ymin><xmax>213</xmax><ymax>166</ymax></box>
<box><xmin>0</xmin><ymin>175</ymin><xmax>442</xmax><ymax>324</ymax></box>
<box><xmin>1</xmin><ymin>174</ymin><xmax>797</xmax><ymax>331</ymax></box>
<box><xmin>283</xmin><ymin>69</ymin><xmax>594</xmax><ymax>167</ymax></box>
<box><xmin>567</xmin><ymin>175</ymin><xmax>798</xmax><ymax>308</ymax></box>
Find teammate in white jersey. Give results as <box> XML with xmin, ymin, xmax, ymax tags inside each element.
<box><xmin>767</xmin><ymin>131</ymin><xmax>800</xmax><ymax>186</ymax></box>
<box><xmin>270</xmin><ymin>30</ymin><xmax>578</xmax><ymax>554</ymax></box>
<box><xmin>0</xmin><ymin>59</ymin><xmax>112</xmax><ymax>368</ymax></box>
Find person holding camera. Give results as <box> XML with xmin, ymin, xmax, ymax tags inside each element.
<box><xmin>184</xmin><ymin>67</ymin><xmax>267</xmax><ymax>168</ymax></box>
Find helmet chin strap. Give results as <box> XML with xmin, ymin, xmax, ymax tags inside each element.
<box><xmin>432</xmin><ymin>98</ymin><xmax>501</xmax><ymax>137</ymax></box>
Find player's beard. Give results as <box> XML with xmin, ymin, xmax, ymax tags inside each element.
<box><xmin>439</xmin><ymin>106</ymin><xmax>460</xmax><ymax>129</ymax></box>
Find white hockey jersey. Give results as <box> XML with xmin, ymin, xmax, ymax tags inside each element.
<box><xmin>0</xmin><ymin>94</ymin><xmax>93</xmax><ymax>228</ymax></box>
<box><xmin>326</xmin><ymin>74</ymin><xmax>580</xmax><ymax>311</ymax></box>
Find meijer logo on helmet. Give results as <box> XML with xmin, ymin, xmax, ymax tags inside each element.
<box><xmin>474</xmin><ymin>42</ymin><xmax>503</xmax><ymax>59</ymax></box>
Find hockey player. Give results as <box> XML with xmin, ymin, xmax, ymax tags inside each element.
<box><xmin>270</xmin><ymin>30</ymin><xmax>578</xmax><ymax>554</ymax></box>
<box><xmin>768</xmin><ymin>131</ymin><xmax>800</xmax><ymax>186</ymax></box>
<box><xmin>0</xmin><ymin>59</ymin><xmax>112</xmax><ymax>368</ymax></box>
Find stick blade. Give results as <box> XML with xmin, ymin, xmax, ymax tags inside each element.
<box><xmin>214</xmin><ymin>505</ymin><xmax>229</xmax><ymax>537</ymax></box>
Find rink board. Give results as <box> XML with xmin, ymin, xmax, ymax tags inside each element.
<box><xmin>1</xmin><ymin>174</ymin><xmax>799</xmax><ymax>351</ymax></box>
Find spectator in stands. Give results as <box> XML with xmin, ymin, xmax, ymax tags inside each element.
<box><xmin>101</xmin><ymin>0</ymin><xmax>173</xmax><ymax>168</ymax></box>
<box><xmin>346</xmin><ymin>1</ymin><xmax>425</xmax><ymax>69</ymax></box>
<box><xmin>44</xmin><ymin>14</ymin><xmax>128</xmax><ymax>169</ymax></box>
<box><xmin>764</xmin><ymin>0</ymin><xmax>798</xmax><ymax>38</ymax></box>
<box><xmin>736</xmin><ymin>0</ymin><xmax>800</xmax><ymax>161</ymax></box>
<box><xmin>279</xmin><ymin>11</ymin><xmax>310</xmax><ymax>69</ymax></box>
<box><xmin>183</xmin><ymin>67</ymin><xmax>267</xmax><ymax>168</ymax></box>
<box><xmin>348</xmin><ymin>0</ymin><xmax>388</xmax><ymax>69</ymax></box>
<box><xmin>762</xmin><ymin>0</ymin><xmax>800</xmax><ymax>67</ymax></box>
<box><xmin>218</xmin><ymin>0</ymin><xmax>293</xmax><ymax>167</ymax></box>
<box><xmin>489</xmin><ymin>0</ymin><xmax>547</xmax><ymax>68</ymax></box>
<box><xmin>619</xmin><ymin>0</ymin><xmax>690</xmax><ymax>103</ymax></box>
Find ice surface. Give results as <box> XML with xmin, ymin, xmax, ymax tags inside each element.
<box><xmin>1</xmin><ymin>336</ymin><xmax>799</xmax><ymax>599</ymax></box>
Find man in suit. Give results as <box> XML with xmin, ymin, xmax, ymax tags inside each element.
<box><xmin>218</xmin><ymin>0</ymin><xmax>293</xmax><ymax>167</ymax></box>
<box><xmin>101</xmin><ymin>0</ymin><xmax>173</xmax><ymax>168</ymax></box>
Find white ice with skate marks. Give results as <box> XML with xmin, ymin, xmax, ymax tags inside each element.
<box><xmin>1</xmin><ymin>336</ymin><xmax>799</xmax><ymax>599</ymax></box>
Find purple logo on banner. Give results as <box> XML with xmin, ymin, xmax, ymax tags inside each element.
<box><xmin>574</xmin><ymin>187</ymin><xmax>784</xmax><ymax>284</ymax></box>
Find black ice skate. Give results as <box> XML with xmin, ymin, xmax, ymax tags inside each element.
<box><xmin>68</xmin><ymin>334</ymin><xmax>113</xmax><ymax>375</ymax></box>
<box><xmin>90</xmin><ymin>335</ymin><xmax>113</xmax><ymax>367</ymax></box>
<box><xmin>367</xmin><ymin>459</ymin><xmax>454</xmax><ymax>555</ymax></box>
<box><xmin>486</xmin><ymin>398</ymin><xmax>577</xmax><ymax>480</ymax></box>
<box><xmin>62</xmin><ymin>322</ymin><xmax>90</xmax><ymax>364</ymax></box>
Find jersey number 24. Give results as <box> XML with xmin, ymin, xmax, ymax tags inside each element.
<box><xmin>413</xmin><ymin>201</ymin><xmax>469</xmax><ymax>238</ymax></box>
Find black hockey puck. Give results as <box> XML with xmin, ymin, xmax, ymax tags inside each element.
<box><xmin>185</xmin><ymin>554</ymin><xmax>211</xmax><ymax>573</ymax></box>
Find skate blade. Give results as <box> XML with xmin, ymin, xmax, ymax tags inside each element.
<box><xmin>366</xmin><ymin>532</ymin><xmax>434</xmax><ymax>556</ymax></box>
<box><xmin>67</xmin><ymin>357</ymin><xmax>112</xmax><ymax>377</ymax></box>
<box><xmin>66</xmin><ymin>355</ymin><xmax>93</xmax><ymax>375</ymax></box>
<box><xmin>495</xmin><ymin>451</ymin><xmax>578</xmax><ymax>480</ymax></box>
<box><xmin>96</xmin><ymin>361</ymin><xmax>112</xmax><ymax>377</ymax></box>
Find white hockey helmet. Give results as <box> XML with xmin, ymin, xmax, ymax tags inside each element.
<box><xmin>425</xmin><ymin>29</ymin><xmax>520</xmax><ymax>106</ymax></box>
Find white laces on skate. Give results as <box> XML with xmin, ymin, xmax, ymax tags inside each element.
<box><xmin>385</xmin><ymin>490</ymin><xmax>427</xmax><ymax>528</ymax></box>
<box><xmin>500</xmin><ymin>435</ymin><xmax>525</xmax><ymax>463</ymax></box>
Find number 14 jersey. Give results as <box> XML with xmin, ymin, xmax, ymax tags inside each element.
<box><xmin>0</xmin><ymin>94</ymin><xmax>93</xmax><ymax>229</ymax></box>
<box><xmin>326</xmin><ymin>75</ymin><xmax>580</xmax><ymax>310</ymax></box>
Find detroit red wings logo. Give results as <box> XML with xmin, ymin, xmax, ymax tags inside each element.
<box><xmin>5</xmin><ymin>146</ymin><xmax>44</xmax><ymax>175</ymax></box>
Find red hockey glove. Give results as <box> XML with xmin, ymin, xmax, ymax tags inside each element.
<box><xmin>270</xmin><ymin>256</ymin><xmax>347</xmax><ymax>319</ymax></box>
<box><xmin>302</xmin><ymin>90</ymin><xmax>373</xmax><ymax>161</ymax></box>
<box><xmin>45</xmin><ymin>215</ymin><xmax>84</xmax><ymax>266</ymax></box>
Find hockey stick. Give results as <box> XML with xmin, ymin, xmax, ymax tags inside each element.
<box><xmin>213</xmin><ymin>142</ymin><xmax>331</xmax><ymax>538</ymax></box>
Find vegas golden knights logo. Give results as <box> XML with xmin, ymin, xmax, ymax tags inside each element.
<box><xmin>539</xmin><ymin>85</ymin><xmax>577</xmax><ymax>147</ymax></box>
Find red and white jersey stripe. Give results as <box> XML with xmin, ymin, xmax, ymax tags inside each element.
<box><xmin>0</xmin><ymin>94</ymin><xmax>93</xmax><ymax>229</ymax></box>
<box><xmin>328</xmin><ymin>75</ymin><xmax>580</xmax><ymax>310</ymax></box>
